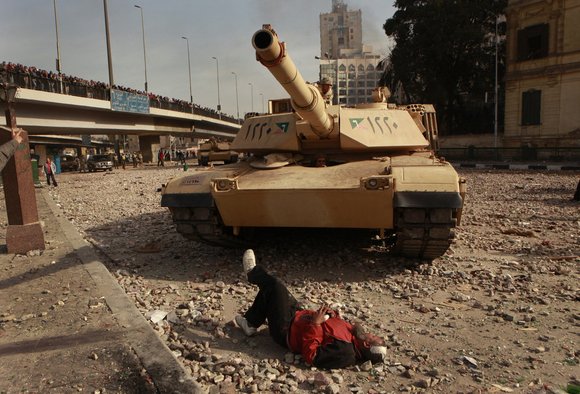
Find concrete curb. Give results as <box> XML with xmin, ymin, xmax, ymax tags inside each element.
<box><xmin>452</xmin><ymin>163</ymin><xmax>580</xmax><ymax>171</ymax></box>
<box><xmin>40</xmin><ymin>189</ymin><xmax>205</xmax><ymax>394</ymax></box>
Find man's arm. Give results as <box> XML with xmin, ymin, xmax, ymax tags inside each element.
<box><xmin>0</xmin><ymin>129</ymin><xmax>23</xmax><ymax>172</ymax></box>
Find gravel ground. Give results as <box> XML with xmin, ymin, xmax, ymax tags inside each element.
<box><xmin>45</xmin><ymin>165</ymin><xmax>579</xmax><ymax>393</ymax></box>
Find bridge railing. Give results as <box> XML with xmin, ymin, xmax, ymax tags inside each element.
<box><xmin>1</xmin><ymin>68</ymin><xmax>240</xmax><ymax>124</ymax></box>
<box><xmin>4</xmin><ymin>71</ymin><xmax>110</xmax><ymax>101</ymax></box>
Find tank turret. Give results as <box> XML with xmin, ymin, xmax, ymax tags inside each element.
<box><xmin>252</xmin><ymin>24</ymin><xmax>333</xmax><ymax>139</ymax></box>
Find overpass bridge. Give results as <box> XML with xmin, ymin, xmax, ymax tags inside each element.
<box><xmin>1</xmin><ymin>87</ymin><xmax>241</xmax><ymax>140</ymax></box>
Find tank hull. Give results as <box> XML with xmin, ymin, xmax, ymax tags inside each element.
<box><xmin>161</xmin><ymin>154</ymin><xmax>463</xmax><ymax>259</ymax></box>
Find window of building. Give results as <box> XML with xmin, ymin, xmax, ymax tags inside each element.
<box><xmin>338</xmin><ymin>37</ymin><xmax>344</xmax><ymax>45</ymax></box>
<box><xmin>517</xmin><ymin>24</ymin><xmax>549</xmax><ymax>61</ymax></box>
<box><xmin>358</xmin><ymin>65</ymin><xmax>364</xmax><ymax>72</ymax></box>
<box><xmin>521</xmin><ymin>89</ymin><xmax>541</xmax><ymax>125</ymax></box>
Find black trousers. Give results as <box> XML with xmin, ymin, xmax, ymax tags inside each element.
<box><xmin>244</xmin><ymin>266</ymin><xmax>300</xmax><ymax>348</ymax></box>
<box><xmin>46</xmin><ymin>172</ymin><xmax>57</xmax><ymax>186</ymax></box>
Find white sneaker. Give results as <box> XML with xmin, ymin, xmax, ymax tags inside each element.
<box><xmin>242</xmin><ymin>249</ymin><xmax>256</xmax><ymax>274</ymax></box>
<box><xmin>235</xmin><ymin>315</ymin><xmax>257</xmax><ymax>336</ymax></box>
<box><xmin>369</xmin><ymin>346</ymin><xmax>387</xmax><ymax>363</ymax></box>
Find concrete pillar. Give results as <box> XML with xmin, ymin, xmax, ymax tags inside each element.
<box><xmin>1</xmin><ymin>106</ymin><xmax>45</xmax><ymax>254</ymax></box>
<box><xmin>138</xmin><ymin>135</ymin><xmax>161</xmax><ymax>163</ymax></box>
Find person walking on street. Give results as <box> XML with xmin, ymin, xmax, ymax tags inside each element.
<box><xmin>234</xmin><ymin>249</ymin><xmax>387</xmax><ymax>369</ymax></box>
<box><xmin>157</xmin><ymin>149</ymin><xmax>164</xmax><ymax>167</ymax></box>
<box><xmin>0</xmin><ymin>129</ymin><xmax>23</xmax><ymax>172</ymax></box>
<box><xmin>79</xmin><ymin>154</ymin><xmax>87</xmax><ymax>173</ymax></box>
<box><xmin>43</xmin><ymin>156</ymin><xmax>58</xmax><ymax>187</ymax></box>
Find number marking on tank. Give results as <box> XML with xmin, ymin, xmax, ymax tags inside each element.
<box><xmin>181</xmin><ymin>177</ymin><xmax>201</xmax><ymax>185</ymax></box>
<box><xmin>244</xmin><ymin>120</ymin><xmax>289</xmax><ymax>140</ymax></box>
<box><xmin>349</xmin><ymin>116</ymin><xmax>398</xmax><ymax>135</ymax></box>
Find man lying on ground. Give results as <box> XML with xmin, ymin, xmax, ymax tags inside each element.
<box><xmin>235</xmin><ymin>249</ymin><xmax>387</xmax><ymax>369</ymax></box>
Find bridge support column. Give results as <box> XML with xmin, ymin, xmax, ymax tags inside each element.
<box><xmin>138</xmin><ymin>135</ymin><xmax>160</xmax><ymax>164</ymax></box>
<box><xmin>1</xmin><ymin>96</ymin><xmax>45</xmax><ymax>254</ymax></box>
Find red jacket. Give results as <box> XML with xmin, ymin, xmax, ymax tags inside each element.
<box><xmin>287</xmin><ymin>310</ymin><xmax>356</xmax><ymax>365</ymax></box>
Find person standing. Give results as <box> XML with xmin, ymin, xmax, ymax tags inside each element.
<box><xmin>157</xmin><ymin>149</ymin><xmax>165</xmax><ymax>167</ymax></box>
<box><xmin>79</xmin><ymin>154</ymin><xmax>87</xmax><ymax>173</ymax></box>
<box><xmin>0</xmin><ymin>129</ymin><xmax>23</xmax><ymax>172</ymax></box>
<box><xmin>43</xmin><ymin>156</ymin><xmax>58</xmax><ymax>187</ymax></box>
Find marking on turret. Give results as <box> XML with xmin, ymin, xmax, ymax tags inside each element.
<box><xmin>382</xmin><ymin>117</ymin><xmax>393</xmax><ymax>134</ymax></box>
<box><xmin>258</xmin><ymin>123</ymin><xmax>267</xmax><ymax>139</ymax></box>
<box><xmin>276</xmin><ymin>122</ymin><xmax>289</xmax><ymax>133</ymax></box>
<box><xmin>374</xmin><ymin>117</ymin><xmax>385</xmax><ymax>134</ymax></box>
<box><xmin>349</xmin><ymin>118</ymin><xmax>364</xmax><ymax>129</ymax></box>
<box><xmin>251</xmin><ymin>123</ymin><xmax>260</xmax><ymax>140</ymax></box>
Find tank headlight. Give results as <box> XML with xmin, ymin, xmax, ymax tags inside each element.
<box><xmin>362</xmin><ymin>177</ymin><xmax>391</xmax><ymax>190</ymax></box>
<box><xmin>214</xmin><ymin>178</ymin><xmax>237</xmax><ymax>191</ymax></box>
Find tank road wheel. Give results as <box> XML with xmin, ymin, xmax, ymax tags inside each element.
<box><xmin>169</xmin><ymin>207</ymin><xmax>252</xmax><ymax>248</ymax></box>
<box><xmin>393</xmin><ymin>208</ymin><xmax>457</xmax><ymax>260</ymax></box>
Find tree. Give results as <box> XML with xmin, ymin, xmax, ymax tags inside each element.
<box><xmin>383</xmin><ymin>0</ymin><xmax>506</xmax><ymax>135</ymax></box>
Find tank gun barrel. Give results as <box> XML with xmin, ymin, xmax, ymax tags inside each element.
<box><xmin>252</xmin><ymin>25</ymin><xmax>334</xmax><ymax>138</ymax></box>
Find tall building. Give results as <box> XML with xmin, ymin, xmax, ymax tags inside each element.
<box><xmin>504</xmin><ymin>0</ymin><xmax>580</xmax><ymax>154</ymax></box>
<box><xmin>319</xmin><ymin>0</ymin><xmax>383</xmax><ymax>106</ymax></box>
<box><xmin>320</xmin><ymin>0</ymin><xmax>362</xmax><ymax>59</ymax></box>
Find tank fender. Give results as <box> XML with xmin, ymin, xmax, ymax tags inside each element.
<box><xmin>394</xmin><ymin>192</ymin><xmax>463</xmax><ymax>209</ymax></box>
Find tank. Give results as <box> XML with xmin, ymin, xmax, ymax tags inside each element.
<box><xmin>197</xmin><ymin>139</ymin><xmax>239</xmax><ymax>166</ymax></box>
<box><xmin>161</xmin><ymin>24</ymin><xmax>466</xmax><ymax>260</ymax></box>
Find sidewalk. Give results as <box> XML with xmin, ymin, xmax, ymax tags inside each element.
<box><xmin>0</xmin><ymin>188</ymin><xmax>202</xmax><ymax>393</ymax></box>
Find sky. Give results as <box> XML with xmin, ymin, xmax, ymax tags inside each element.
<box><xmin>1</xmin><ymin>0</ymin><xmax>395</xmax><ymax>118</ymax></box>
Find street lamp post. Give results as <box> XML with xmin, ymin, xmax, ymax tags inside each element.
<box><xmin>102</xmin><ymin>0</ymin><xmax>114</xmax><ymax>89</ymax></box>
<box><xmin>259</xmin><ymin>93</ymin><xmax>264</xmax><ymax>113</ymax></box>
<box><xmin>52</xmin><ymin>0</ymin><xmax>63</xmax><ymax>93</ymax></box>
<box><xmin>134</xmin><ymin>5</ymin><xmax>148</xmax><ymax>92</ymax></box>
<box><xmin>181</xmin><ymin>36</ymin><xmax>193</xmax><ymax>114</ymax></box>
<box><xmin>231</xmin><ymin>72</ymin><xmax>240</xmax><ymax>123</ymax></box>
<box><xmin>212</xmin><ymin>56</ymin><xmax>221</xmax><ymax>119</ymax></box>
<box><xmin>248</xmin><ymin>82</ymin><xmax>254</xmax><ymax>112</ymax></box>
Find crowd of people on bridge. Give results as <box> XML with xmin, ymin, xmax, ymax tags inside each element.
<box><xmin>0</xmin><ymin>62</ymin><xmax>238</xmax><ymax>123</ymax></box>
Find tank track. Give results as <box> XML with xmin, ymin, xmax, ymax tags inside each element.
<box><xmin>169</xmin><ymin>207</ymin><xmax>250</xmax><ymax>248</ymax></box>
<box><xmin>171</xmin><ymin>206</ymin><xmax>457</xmax><ymax>259</ymax></box>
<box><xmin>393</xmin><ymin>207</ymin><xmax>457</xmax><ymax>260</ymax></box>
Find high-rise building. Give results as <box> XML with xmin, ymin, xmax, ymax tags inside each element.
<box><xmin>320</xmin><ymin>0</ymin><xmax>362</xmax><ymax>59</ymax></box>
<box><xmin>318</xmin><ymin>0</ymin><xmax>383</xmax><ymax>106</ymax></box>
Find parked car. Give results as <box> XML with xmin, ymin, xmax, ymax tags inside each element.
<box><xmin>87</xmin><ymin>154</ymin><xmax>113</xmax><ymax>172</ymax></box>
<box><xmin>60</xmin><ymin>155</ymin><xmax>79</xmax><ymax>172</ymax></box>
